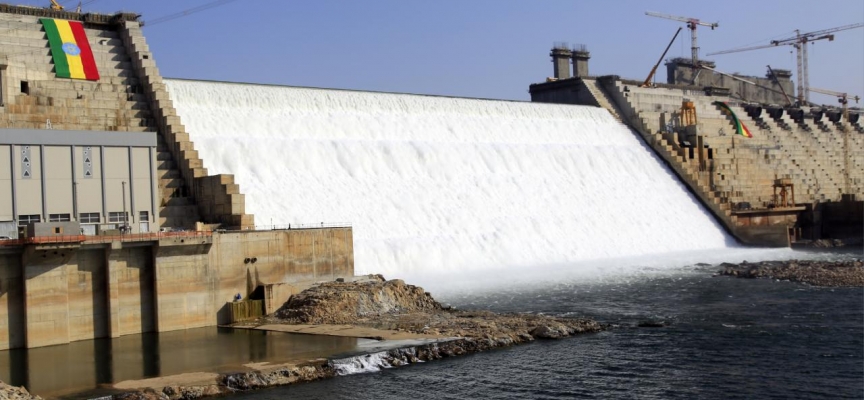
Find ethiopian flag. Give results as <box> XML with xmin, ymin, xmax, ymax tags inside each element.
<box><xmin>40</xmin><ymin>18</ymin><xmax>100</xmax><ymax>81</ymax></box>
<box><xmin>713</xmin><ymin>101</ymin><xmax>752</xmax><ymax>138</ymax></box>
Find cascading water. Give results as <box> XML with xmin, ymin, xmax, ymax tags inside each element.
<box><xmin>166</xmin><ymin>79</ymin><xmax>735</xmax><ymax>277</ymax></box>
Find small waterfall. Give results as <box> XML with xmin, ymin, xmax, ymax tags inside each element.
<box><xmin>166</xmin><ymin>79</ymin><xmax>733</xmax><ymax>277</ymax></box>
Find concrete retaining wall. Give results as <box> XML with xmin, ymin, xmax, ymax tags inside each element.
<box><xmin>0</xmin><ymin>227</ymin><xmax>354</xmax><ymax>350</ymax></box>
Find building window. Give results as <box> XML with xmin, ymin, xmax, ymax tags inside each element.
<box><xmin>18</xmin><ymin>214</ymin><xmax>40</xmax><ymax>226</ymax></box>
<box><xmin>108</xmin><ymin>212</ymin><xmax>128</xmax><ymax>223</ymax></box>
<box><xmin>139</xmin><ymin>211</ymin><xmax>149</xmax><ymax>222</ymax></box>
<box><xmin>20</xmin><ymin>80</ymin><xmax>28</xmax><ymax>95</ymax></box>
<box><xmin>80</xmin><ymin>212</ymin><xmax>100</xmax><ymax>224</ymax></box>
<box><xmin>49</xmin><ymin>213</ymin><xmax>71</xmax><ymax>222</ymax></box>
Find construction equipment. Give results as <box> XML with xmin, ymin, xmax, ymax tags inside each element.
<box><xmin>642</xmin><ymin>27</ymin><xmax>683</xmax><ymax>87</ymax></box>
<box><xmin>766</xmin><ymin>65</ymin><xmax>793</xmax><ymax>106</ymax></box>
<box><xmin>646</xmin><ymin>12</ymin><xmax>718</xmax><ymax>67</ymax></box>
<box><xmin>707</xmin><ymin>23</ymin><xmax>864</xmax><ymax>104</ymax></box>
<box><xmin>49</xmin><ymin>0</ymin><xmax>63</xmax><ymax>10</ymax></box>
<box><xmin>809</xmin><ymin>87</ymin><xmax>860</xmax><ymax>121</ymax></box>
<box><xmin>808</xmin><ymin>86</ymin><xmax>860</xmax><ymax>197</ymax></box>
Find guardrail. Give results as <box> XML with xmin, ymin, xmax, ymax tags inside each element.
<box><xmin>85</xmin><ymin>231</ymin><xmax>212</xmax><ymax>244</ymax></box>
<box><xmin>212</xmin><ymin>222</ymin><xmax>353</xmax><ymax>232</ymax></box>
<box><xmin>0</xmin><ymin>231</ymin><xmax>212</xmax><ymax>247</ymax></box>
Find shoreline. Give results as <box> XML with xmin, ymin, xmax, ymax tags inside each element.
<box><xmin>717</xmin><ymin>259</ymin><xmax>864</xmax><ymax>287</ymax></box>
<box><xmin>58</xmin><ymin>276</ymin><xmax>603</xmax><ymax>400</ymax></box>
<box><xmin>106</xmin><ymin>329</ymin><xmax>598</xmax><ymax>400</ymax></box>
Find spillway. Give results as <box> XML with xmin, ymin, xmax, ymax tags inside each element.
<box><xmin>166</xmin><ymin>79</ymin><xmax>733</xmax><ymax>276</ymax></box>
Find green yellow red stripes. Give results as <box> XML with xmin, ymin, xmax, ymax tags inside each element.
<box><xmin>713</xmin><ymin>101</ymin><xmax>753</xmax><ymax>138</ymax></box>
<box><xmin>40</xmin><ymin>18</ymin><xmax>99</xmax><ymax>81</ymax></box>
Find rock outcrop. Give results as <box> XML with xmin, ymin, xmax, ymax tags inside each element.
<box><xmin>0</xmin><ymin>382</ymin><xmax>41</xmax><ymax>400</ymax></box>
<box><xmin>718</xmin><ymin>259</ymin><xmax>864</xmax><ymax>287</ymax></box>
<box><xmin>272</xmin><ymin>275</ymin><xmax>601</xmax><ymax>341</ymax></box>
<box><xmin>276</xmin><ymin>275</ymin><xmax>444</xmax><ymax>324</ymax></box>
<box><xmin>116</xmin><ymin>276</ymin><xmax>602</xmax><ymax>399</ymax></box>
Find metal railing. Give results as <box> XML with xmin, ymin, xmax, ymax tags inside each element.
<box><xmin>0</xmin><ymin>231</ymin><xmax>212</xmax><ymax>247</ymax></box>
<box><xmin>84</xmin><ymin>231</ymin><xmax>212</xmax><ymax>244</ymax></box>
<box><xmin>211</xmin><ymin>222</ymin><xmax>353</xmax><ymax>233</ymax></box>
<box><xmin>262</xmin><ymin>222</ymin><xmax>353</xmax><ymax>231</ymax></box>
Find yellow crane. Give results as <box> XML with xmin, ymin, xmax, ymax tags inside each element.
<box><xmin>642</xmin><ymin>27</ymin><xmax>683</xmax><ymax>87</ymax></box>
<box><xmin>49</xmin><ymin>0</ymin><xmax>63</xmax><ymax>10</ymax></box>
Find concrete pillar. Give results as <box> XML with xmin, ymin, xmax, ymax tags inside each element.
<box><xmin>22</xmin><ymin>246</ymin><xmax>75</xmax><ymax>348</ymax></box>
<box><xmin>153</xmin><ymin>241</ymin><xmax>214</xmax><ymax>332</ymax></box>
<box><xmin>106</xmin><ymin>244</ymin><xmax>156</xmax><ymax>337</ymax></box>
<box><xmin>550</xmin><ymin>47</ymin><xmax>572</xmax><ymax>80</ymax></box>
<box><xmin>571</xmin><ymin>49</ymin><xmax>590</xmax><ymax>78</ymax></box>
<box><xmin>0</xmin><ymin>254</ymin><xmax>26</xmax><ymax>350</ymax></box>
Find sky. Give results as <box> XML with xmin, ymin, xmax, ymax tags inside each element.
<box><xmin>21</xmin><ymin>0</ymin><xmax>864</xmax><ymax>104</ymax></box>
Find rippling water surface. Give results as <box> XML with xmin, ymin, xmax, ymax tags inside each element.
<box><xmin>234</xmin><ymin>257</ymin><xmax>864</xmax><ymax>400</ymax></box>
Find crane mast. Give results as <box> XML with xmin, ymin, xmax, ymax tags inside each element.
<box><xmin>707</xmin><ymin>22</ymin><xmax>864</xmax><ymax>104</ymax></box>
<box><xmin>646</xmin><ymin>11</ymin><xmax>718</xmax><ymax>67</ymax></box>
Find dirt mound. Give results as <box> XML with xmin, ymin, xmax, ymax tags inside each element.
<box><xmin>276</xmin><ymin>275</ymin><xmax>444</xmax><ymax>324</ymax></box>
<box><xmin>269</xmin><ymin>275</ymin><xmax>602</xmax><ymax>342</ymax></box>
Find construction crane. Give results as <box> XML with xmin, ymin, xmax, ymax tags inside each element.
<box><xmin>642</xmin><ymin>27</ymin><xmax>683</xmax><ymax>87</ymax></box>
<box><xmin>809</xmin><ymin>87</ymin><xmax>860</xmax><ymax>121</ymax></box>
<box><xmin>49</xmin><ymin>0</ymin><xmax>63</xmax><ymax>10</ymax></box>
<box><xmin>766</xmin><ymin>65</ymin><xmax>793</xmax><ymax>106</ymax></box>
<box><xmin>646</xmin><ymin>11</ymin><xmax>718</xmax><ymax>67</ymax></box>
<box><xmin>707</xmin><ymin>23</ymin><xmax>864</xmax><ymax>104</ymax></box>
<box><xmin>808</xmin><ymin>86</ymin><xmax>860</xmax><ymax>196</ymax></box>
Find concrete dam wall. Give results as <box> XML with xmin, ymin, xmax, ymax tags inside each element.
<box><xmin>166</xmin><ymin>79</ymin><xmax>735</xmax><ymax>278</ymax></box>
<box><xmin>0</xmin><ymin>228</ymin><xmax>354</xmax><ymax>350</ymax></box>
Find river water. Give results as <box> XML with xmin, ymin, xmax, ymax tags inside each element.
<box><xmin>0</xmin><ymin>327</ymin><xmax>361</xmax><ymax>399</ymax></box>
<box><xmin>233</xmin><ymin>249</ymin><xmax>863</xmax><ymax>400</ymax></box>
<box><xmin>1</xmin><ymin>250</ymin><xmax>860</xmax><ymax>399</ymax></box>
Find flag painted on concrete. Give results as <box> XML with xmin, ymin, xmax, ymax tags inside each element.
<box><xmin>40</xmin><ymin>18</ymin><xmax>100</xmax><ymax>81</ymax></box>
<box><xmin>713</xmin><ymin>101</ymin><xmax>753</xmax><ymax>138</ymax></box>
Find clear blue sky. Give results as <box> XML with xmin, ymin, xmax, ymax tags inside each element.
<box><xmin>28</xmin><ymin>0</ymin><xmax>864</xmax><ymax>104</ymax></box>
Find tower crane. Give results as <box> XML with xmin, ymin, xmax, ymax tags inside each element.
<box><xmin>808</xmin><ymin>86</ymin><xmax>860</xmax><ymax>196</ymax></box>
<box><xmin>707</xmin><ymin>23</ymin><xmax>864</xmax><ymax>104</ymax></box>
<box><xmin>809</xmin><ymin>87</ymin><xmax>860</xmax><ymax>121</ymax></box>
<box><xmin>646</xmin><ymin>12</ymin><xmax>718</xmax><ymax>67</ymax></box>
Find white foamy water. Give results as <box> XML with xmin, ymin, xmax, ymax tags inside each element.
<box><xmin>166</xmin><ymin>79</ymin><xmax>736</xmax><ymax>277</ymax></box>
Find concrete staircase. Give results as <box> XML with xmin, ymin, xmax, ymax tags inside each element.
<box><xmin>581</xmin><ymin>79</ymin><xmax>624</xmax><ymax>123</ymax></box>
<box><xmin>0</xmin><ymin>12</ymin><xmax>152</xmax><ymax>132</ymax></box>
<box><xmin>119</xmin><ymin>20</ymin><xmax>254</xmax><ymax>230</ymax></box>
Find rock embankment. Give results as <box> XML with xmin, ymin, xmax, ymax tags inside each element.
<box><xmin>273</xmin><ymin>275</ymin><xmax>601</xmax><ymax>340</ymax></box>
<box><xmin>276</xmin><ymin>275</ymin><xmax>444</xmax><ymax>324</ymax></box>
<box><xmin>0</xmin><ymin>381</ymin><xmax>40</xmax><ymax>400</ymax></box>
<box><xmin>117</xmin><ymin>275</ymin><xmax>602</xmax><ymax>399</ymax></box>
<box><xmin>718</xmin><ymin>259</ymin><xmax>864</xmax><ymax>287</ymax></box>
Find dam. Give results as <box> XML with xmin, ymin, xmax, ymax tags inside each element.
<box><xmin>0</xmin><ymin>3</ymin><xmax>860</xmax><ymax>355</ymax></box>
<box><xmin>166</xmin><ymin>79</ymin><xmax>732</xmax><ymax>277</ymax></box>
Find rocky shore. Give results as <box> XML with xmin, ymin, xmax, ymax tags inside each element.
<box><xmin>110</xmin><ymin>275</ymin><xmax>602</xmax><ymax>399</ymax></box>
<box><xmin>717</xmin><ymin>259</ymin><xmax>864</xmax><ymax>287</ymax></box>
